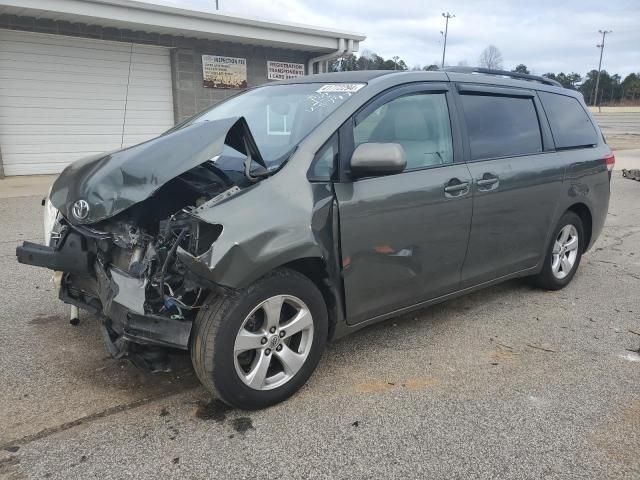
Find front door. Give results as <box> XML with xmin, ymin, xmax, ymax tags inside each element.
<box><xmin>334</xmin><ymin>85</ymin><xmax>473</xmax><ymax>325</ymax></box>
<box><xmin>455</xmin><ymin>86</ymin><xmax>564</xmax><ymax>287</ymax></box>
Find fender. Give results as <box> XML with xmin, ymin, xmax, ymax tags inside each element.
<box><xmin>180</xmin><ymin>175</ymin><xmax>338</xmax><ymax>290</ymax></box>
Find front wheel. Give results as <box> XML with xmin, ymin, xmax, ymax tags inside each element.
<box><xmin>530</xmin><ymin>211</ymin><xmax>584</xmax><ymax>290</ymax></box>
<box><xmin>190</xmin><ymin>268</ymin><xmax>328</xmax><ymax>409</ymax></box>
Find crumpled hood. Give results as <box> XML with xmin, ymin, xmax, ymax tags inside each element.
<box><xmin>49</xmin><ymin>117</ymin><xmax>260</xmax><ymax>225</ymax></box>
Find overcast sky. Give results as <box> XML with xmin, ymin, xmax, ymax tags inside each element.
<box><xmin>142</xmin><ymin>0</ymin><xmax>639</xmax><ymax>78</ymax></box>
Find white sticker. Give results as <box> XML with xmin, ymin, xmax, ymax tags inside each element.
<box><xmin>315</xmin><ymin>83</ymin><xmax>365</xmax><ymax>93</ymax></box>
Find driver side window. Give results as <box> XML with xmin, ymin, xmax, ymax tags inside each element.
<box><xmin>353</xmin><ymin>92</ymin><xmax>453</xmax><ymax>170</ymax></box>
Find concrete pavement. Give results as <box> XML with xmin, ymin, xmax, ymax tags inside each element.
<box><xmin>593</xmin><ymin>111</ymin><xmax>640</xmax><ymax>152</ymax></box>
<box><xmin>614</xmin><ymin>149</ymin><xmax>640</xmax><ymax>171</ymax></box>
<box><xmin>1</xmin><ymin>112</ymin><xmax>639</xmax><ymax>478</ymax></box>
<box><xmin>0</xmin><ymin>173</ymin><xmax>639</xmax><ymax>479</ymax></box>
<box><xmin>0</xmin><ymin>175</ymin><xmax>55</xmax><ymax>199</ymax></box>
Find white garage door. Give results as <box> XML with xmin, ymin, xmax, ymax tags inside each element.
<box><xmin>0</xmin><ymin>29</ymin><xmax>174</xmax><ymax>176</ymax></box>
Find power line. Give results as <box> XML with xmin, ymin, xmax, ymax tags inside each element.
<box><xmin>594</xmin><ymin>29</ymin><xmax>612</xmax><ymax>111</ymax></box>
<box><xmin>441</xmin><ymin>12</ymin><xmax>455</xmax><ymax>69</ymax></box>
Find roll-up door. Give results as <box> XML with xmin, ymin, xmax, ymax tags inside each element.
<box><xmin>0</xmin><ymin>29</ymin><xmax>174</xmax><ymax>176</ymax></box>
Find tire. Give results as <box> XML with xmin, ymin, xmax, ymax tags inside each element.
<box><xmin>530</xmin><ymin>211</ymin><xmax>585</xmax><ymax>290</ymax></box>
<box><xmin>190</xmin><ymin>268</ymin><xmax>328</xmax><ymax>409</ymax></box>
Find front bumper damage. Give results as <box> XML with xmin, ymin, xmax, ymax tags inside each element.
<box><xmin>15</xmin><ymin>117</ymin><xmax>267</xmax><ymax>360</ymax></box>
<box><xmin>17</xmin><ymin>231</ymin><xmax>91</xmax><ymax>275</ymax></box>
<box><xmin>17</xmin><ymin>225</ymin><xmax>194</xmax><ymax>352</ymax></box>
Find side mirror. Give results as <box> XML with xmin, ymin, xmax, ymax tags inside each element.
<box><xmin>350</xmin><ymin>143</ymin><xmax>406</xmax><ymax>178</ymax></box>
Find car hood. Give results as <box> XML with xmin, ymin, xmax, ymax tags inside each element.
<box><xmin>49</xmin><ymin>117</ymin><xmax>263</xmax><ymax>225</ymax></box>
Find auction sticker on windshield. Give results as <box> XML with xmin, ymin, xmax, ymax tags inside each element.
<box><xmin>316</xmin><ymin>84</ymin><xmax>365</xmax><ymax>93</ymax></box>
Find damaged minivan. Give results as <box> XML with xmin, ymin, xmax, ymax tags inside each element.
<box><xmin>17</xmin><ymin>69</ymin><xmax>611</xmax><ymax>409</ymax></box>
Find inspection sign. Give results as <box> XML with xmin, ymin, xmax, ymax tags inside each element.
<box><xmin>202</xmin><ymin>55</ymin><xmax>247</xmax><ymax>89</ymax></box>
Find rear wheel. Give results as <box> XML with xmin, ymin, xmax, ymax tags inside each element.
<box><xmin>530</xmin><ymin>211</ymin><xmax>584</xmax><ymax>290</ymax></box>
<box><xmin>190</xmin><ymin>268</ymin><xmax>328</xmax><ymax>409</ymax></box>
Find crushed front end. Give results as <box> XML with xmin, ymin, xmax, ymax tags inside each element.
<box><xmin>16</xmin><ymin>117</ymin><xmax>262</xmax><ymax>366</ymax></box>
<box><xmin>17</xmin><ymin>197</ymin><xmax>224</xmax><ymax>361</ymax></box>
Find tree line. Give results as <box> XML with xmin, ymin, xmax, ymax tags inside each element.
<box><xmin>330</xmin><ymin>50</ymin><xmax>412</xmax><ymax>72</ymax></box>
<box><xmin>329</xmin><ymin>46</ymin><xmax>640</xmax><ymax>106</ymax></box>
<box><xmin>545</xmin><ymin>70</ymin><xmax>639</xmax><ymax>106</ymax></box>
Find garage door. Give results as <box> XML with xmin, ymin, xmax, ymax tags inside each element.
<box><xmin>0</xmin><ymin>29</ymin><xmax>174</xmax><ymax>176</ymax></box>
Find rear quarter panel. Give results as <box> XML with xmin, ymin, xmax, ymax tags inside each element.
<box><xmin>535</xmin><ymin>88</ymin><xmax>611</xmax><ymax>255</ymax></box>
<box><xmin>554</xmin><ymin>146</ymin><xmax>610</xmax><ymax>251</ymax></box>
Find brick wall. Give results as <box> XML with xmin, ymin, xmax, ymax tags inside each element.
<box><xmin>0</xmin><ymin>14</ymin><xmax>315</xmax><ymax>123</ymax></box>
<box><xmin>171</xmin><ymin>43</ymin><xmax>311</xmax><ymax>122</ymax></box>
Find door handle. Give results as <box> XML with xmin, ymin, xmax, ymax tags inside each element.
<box><xmin>444</xmin><ymin>179</ymin><xmax>470</xmax><ymax>197</ymax></box>
<box><xmin>476</xmin><ymin>174</ymin><xmax>499</xmax><ymax>190</ymax></box>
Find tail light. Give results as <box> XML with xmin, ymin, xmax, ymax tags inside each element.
<box><xmin>604</xmin><ymin>152</ymin><xmax>615</xmax><ymax>181</ymax></box>
<box><xmin>604</xmin><ymin>152</ymin><xmax>615</xmax><ymax>172</ymax></box>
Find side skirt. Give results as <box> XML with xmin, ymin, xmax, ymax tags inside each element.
<box><xmin>332</xmin><ymin>265</ymin><xmax>539</xmax><ymax>340</ymax></box>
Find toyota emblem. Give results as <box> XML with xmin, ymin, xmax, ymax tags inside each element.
<box><xmin>72</xmin><ymin>199</ymin><xmax>90</xmax><ymax>220</ymax></box>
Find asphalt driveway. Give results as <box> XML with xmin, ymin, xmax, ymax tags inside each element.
<box><xmin>1</xmin><ymin>172</ymin><xmax>639</xmax><ymax>480</ymax></box>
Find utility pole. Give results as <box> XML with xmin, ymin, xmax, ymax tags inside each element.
<box><xmin>441</xmin><ymin>12</ymin><xmax>455</xmax><ymax>69</ymax></box>
<box><xmin>594</xmin><ymin>29</ymin><xmax>612</xmax><ymax>112</ymax></box>
<box><xmin>215</xmin><ymin>0</ymin><xmax>219</xmax><ymax>10</ymax></box>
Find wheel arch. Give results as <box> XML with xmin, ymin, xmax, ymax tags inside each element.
<box><xmin>566</xmin><ymin>202</ymin><xmax>593</xmax><ymax>252</ymax></box>
<box><xmin>278</xmin><ymin>257</ymin><xmax>343</xmax><ymax>342</ymax></box>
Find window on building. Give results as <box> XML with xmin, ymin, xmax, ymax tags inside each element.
<box><xmin>460</xmin><ymin>94</ymin><xmax>542</xmax><ymax>160</ymax></box>
<box><xmin>538</xmin><ymin>92</ymin><xmax>599</xmax><ymax>149</ymax></box>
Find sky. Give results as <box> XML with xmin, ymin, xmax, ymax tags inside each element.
<box><xmin>140</xmin><ymin>0</ymin><xmax>639</xmax><ymax>78</ymax></box>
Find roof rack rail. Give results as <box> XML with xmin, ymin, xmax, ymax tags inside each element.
<box><xmin>442</xmin><ymin>66</ymin><xmax>562</xmax><ymax>88</ymax></box>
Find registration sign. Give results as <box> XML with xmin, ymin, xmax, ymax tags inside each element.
<box><xmin>267</xmin><ymin>61</ymin><xmax>306</xmax><ymax>81</ymax></box>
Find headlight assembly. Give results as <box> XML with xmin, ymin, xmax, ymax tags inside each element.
<box><xmin>43</xmin><ymin>187</ymin><xmax>59</xmax><ymax>247</ymax></box>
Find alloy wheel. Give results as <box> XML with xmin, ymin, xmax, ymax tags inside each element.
<box><xmin>233</xmin><ymin>295</ymin><xmax>314</xmax><ymax>390</ymax></box>
<box><xmin>551</xmin><ymin>224</ymin><xmax>579</xmax><ymax>280</ymax></box>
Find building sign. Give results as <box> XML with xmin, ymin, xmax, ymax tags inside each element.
<box><xmin>202</xmin><ymin>55</ymin><xmax>247</xmax><ymax>89</ymax></box>
<box><xmin>267</xmin><ymin>61</ymin><xmax>305</xmax><ymax>81</ymax></box>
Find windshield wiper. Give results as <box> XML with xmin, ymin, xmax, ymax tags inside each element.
<box><xmin>243</xmin><ymin>137</ymin><xmax>269</xmax><ymax>182</ymax></box>
<box><xmin>242</xmin><ymin>140</ymin><xmax>298</xmax><ymax>182</ymax></box>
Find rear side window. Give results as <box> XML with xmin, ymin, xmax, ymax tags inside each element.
<box><xmin>538</xmin><ymin>92</ymin><xmax>599</xmax><ymax>149</ymax></box>
<box><xmin>460</xmin><ymin>94</ymin><xmax>542</xmax><ymax>160</ymax></box>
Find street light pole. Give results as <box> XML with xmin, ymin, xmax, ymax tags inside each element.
<box><xmin>594</xmin><ymin>29</ymin><xmax>612</xmax><ymax>112</ymax></box>
<box><xmin>441</xmin><ymin>12</ymin><xmax>455</xmax><ymax>69</ymax></box>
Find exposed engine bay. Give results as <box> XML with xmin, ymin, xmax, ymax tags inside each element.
<box><xmin>17</xmin><ymin>117</ymin><xmax>270</xmax><ymax>367</ymax></box>
<box><xmin>54</xmin><ymin>162</ymin><xmax>239</xmax><ymax>358</ymax></box>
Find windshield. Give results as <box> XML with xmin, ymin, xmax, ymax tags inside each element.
<box><xmin>178</xmin><ymin>83</ymin><xmax>365</xmax><ymax>169</ymax></box>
